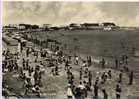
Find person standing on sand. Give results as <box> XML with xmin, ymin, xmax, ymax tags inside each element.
<box><xmin>115</xmin><ymin>58</ymin><xmax>119</xmax><ymax>69</ymax></box>
<box><xmin>115</xmin><ymin>82</ymin><xmax>122</xmax><ymax>99</ymax></box>
<box><xmin>108</xmin><ymin>70</ymin><xmax>112</xmax><ymax>79</ymax></box>
<box><xmin>78</xmin><ymin>82</ymin><xmax>86</xmax><ymax>99</ymax></box>
<box><xmin>102</xmin><ymin>89</ymin><xmax>108</xmax><ymax>99</ymax></box>
<box><xmin>79</xmin><ymin>67</ymin><xmax>83</xmax><ymax>80</ymax></box>
<box><xmin>26</xmin><ymin>47</ymin><xmax>30</xmax><ymax>57</ymax></box>
<box><xmin>88</xmin><ymin>71</ymin><xmax>92</xmax><ymax>86</ymax></box>
<box><xmin>87</xmin><ymin>56</ymin><xmax>92</xmax><ymax>66</ymax></box>
<box><xmin>93</xmin><ymin>81</ymin><xmax>99</xmax><ymax>98</ymax></box>
<box><xmin>75</xmin><ymin>56</ymin><xmax>79</xmax><ymax>65</ymax></box>
<box><xmin>118</xmin><ymin>70</ymin><xmax>123</xmax><ymax>83</ymax></box>
<box><xmin>67</xmin><ymin>84</ymin><xmax>74</xmax><ymax>99</ymax></box>
<box><xmin>65</xmin><ymin>60</ymin><xmax>70</xmax><ymax>70</ymax></box>
<box><xmin>128</xmin><ymin>70</ymin><xmax>134</xmax><ymax>85</ymax></box>
<box><xmin>101</xmin><ymin>58</ymin><xmax>105</xmax><ymax>68</ymax></box>
<box><xmin>22</xmin><ymin>58</ymin><xmax>25</xmax><ymax>69</ymax></box>
<box><xmin>55</xmin><ymin>65</ymin><xmax>59</xmax><ymax>75</ymax></box>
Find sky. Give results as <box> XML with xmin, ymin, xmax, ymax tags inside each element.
<box><xmin>2</xmin><ymin>2</ymin><xmax>139</xmax><ymax>27</ymax></box>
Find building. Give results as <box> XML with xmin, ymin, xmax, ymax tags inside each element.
<box><xmin>80</xmin><ymin>23</ymin><xmax>102</xmax><ymax>30</ymax></box>
<box><xmin>68</xmin><ymin>23</ymin><xmax>81</xmax><ymax>30</ymax></box>
<box><xmin>2</xmin><ymin>25</ymin><xmax>18</xmax><ymax>32</ymax></box>
<box><xmin>18</xmin><ymin>24</ymin><xmax>26</xmax><ymax>30</ymax></box>
<box><xmin>42</xmin><ymin>24</ymin><xmax>52</xmax><ymax>30</ymax></box>
<box><xmin>18</xmin><ymin>24</ymin><xmax>39</xmax><ymax>30</ymax></box>
<box><xmin>101</xmin><ymin>22</ymin><xmax>119</xmax><ymax>31</ymax></box>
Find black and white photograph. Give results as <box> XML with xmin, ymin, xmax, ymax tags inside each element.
<box><xmin>2</xmin><ymin>1</ymin><xmax>139</xmax><ymax>99</ymax></box>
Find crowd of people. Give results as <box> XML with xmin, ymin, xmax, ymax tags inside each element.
<box><xmin>2</xmin><ymin>33</ymin><xmax>134</xmax><ymax>99</ymax></box>
<box><xmin>65</xmin><ymin>59</ymin><xmax>134</xmax><ymax>99</ymax></box>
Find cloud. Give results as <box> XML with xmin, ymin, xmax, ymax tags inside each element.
<box><xmin>2</xmin><ymin>2</ymin><xmax>139</xmax><ymax>26</ymax></box>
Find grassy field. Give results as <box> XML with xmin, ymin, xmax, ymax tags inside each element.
<box><xmin>31</xmin><ymin>29</ymin><xmax>139</xmax><ymax>58</ymax></box>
